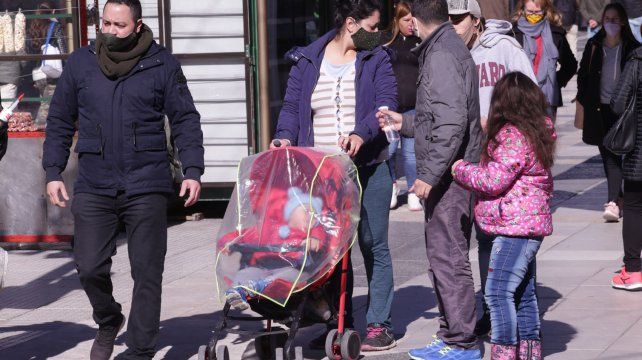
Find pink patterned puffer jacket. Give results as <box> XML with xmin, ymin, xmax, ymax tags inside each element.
<box><xmin>452</xmin><ymin>120</ymin><xmax>556</xmax><ymax>237</ymax></box>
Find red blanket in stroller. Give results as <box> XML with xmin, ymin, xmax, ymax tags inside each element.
<box><xmin>215</xmin><ymin>147</ymin><xmax>361</xmax><ymax>307</ymax></box>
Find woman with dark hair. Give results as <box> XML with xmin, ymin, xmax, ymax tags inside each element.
<box><xmin>272</xmin><ymin>0</ymin><xmax>398</xmax><ymax>352</ymax></box>
<box><xmin>381</xmin><ymin>1</ymin><xmax>422</xmax><ymax>211</ymax></box>
<box><xmin>610</xmin><ymin>32</ymin><xmax>642</xmax><ymax>291</ymax></box>
<box><xmin>577</xmin><ymin>3</ymin><xmax>640</xmax><ymax>223</ymax></box>
<box><xmin>28</xmin><ymin>1</ymin><xmax>68</xmax><ymax>125</ymax></box>
<box><xmin>512</xmin><ymin>0</ymin><xmax>578</xmax><ymax>120</ymax></box>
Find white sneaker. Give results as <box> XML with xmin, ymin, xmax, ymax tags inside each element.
<box><xmin>390</xmin><ymin>183</ymin><xmax>399</xmax><ymax>209</ymax></box>
<box><xmin>603</xmin><ymin>202</ymin><xmax>620</xmax><ymax>222</ymax></box>
<box><xmin>408</xmin><ymin>193</ymin><xmax>423</xmax><ymax>211</ymax></box>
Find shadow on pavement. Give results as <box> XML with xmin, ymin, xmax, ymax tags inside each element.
<box><xmin>0</xmin><ymin>321</ymin><xmax>95</xmax><ymax>359</ymax></box>
<box><xmin>538</xmin><ymin>285</ymin><xmax>577</xmax><ymax>357</ymax></box>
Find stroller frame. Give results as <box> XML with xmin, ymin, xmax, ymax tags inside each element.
<box><xmin>197</xmin><ymin>253</ymin><xmax>361</xmax><ymax>360</ymax></box>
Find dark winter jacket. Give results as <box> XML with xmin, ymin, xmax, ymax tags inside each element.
<box><xmin>577</xmin><ymin>34</ymin><xmax>639</xmax><ymax>145</ymax></box>
<box><xmin>401</xmin><ymin>23</ymin><xmax>482</xmax><ymax>187</ymax></box>
<box><xmin>381</xmin><ymin>31</ymin><xmax>421</xmax><ymax>113</ymax></box>
<box><xmin>274</xmin><ymin>29</ymin><xmax>398</xmax><ymax>167</ymax></box>
<box><xmin>43</xmin><ymin>41</ymin><xmax>204</xmax><ymax>197</ymax></box>
<box><xmin>611</xmin><ymin>48</ymin><xmax>642</xmax><ymax>181</ymax></box>
<box><xmin>614</xmin><ymin>0</ymin><xmax>642</xmax><ymax>19</ymax></box>
<box><xmin>512</xmin><ymin>23</ymin><xmax>578</xmax><ymax>107</ymax></box>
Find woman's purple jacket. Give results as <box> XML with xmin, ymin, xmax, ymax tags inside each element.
<box><xmin>274</xmin><ymin>29</ymin><xmax>398</xmax><ymax>167</ymax></box>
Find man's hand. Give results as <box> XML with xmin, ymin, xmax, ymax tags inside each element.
<box><xmin>47</xmin><ymin>181</ymin><xmax>70</xmax><ymax>208</ymax></box>
<box><xmin>270</xmin><ymin>139</ymin><xmax>291</xmax><ymax>149</ymax></box>
<box><xmin>339</xmin><ymin>134</ymin><xmax>364</xmax><ymax>157</ymax></box>
<box><xmin>180</xmin><ymin>179</ymin><xmax>201</xmax><ymax>207</ymax></box>
<box><xmin>588</xmin><ymin>19</ymin><xmax>598</xmax><ymax>29</ymax></box>
<box><xmin>376</xmin><ymin>109</ymin><xmax>403</xmax><ymax>132</ymax></box>
<box><xmin>409</xmin><ymin>179</ymin><xmax>432</xmax><ymax>200</ymax></box>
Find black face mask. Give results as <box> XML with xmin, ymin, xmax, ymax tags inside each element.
<box><xmin>351</xmin><ymin>27</ymin><xmax>381</xmax><ymax>51</ymax></box>
<box><xmin>98</xmin><ymin>30</ymin><xmax>139</xmax><ymax>52</ymax></box>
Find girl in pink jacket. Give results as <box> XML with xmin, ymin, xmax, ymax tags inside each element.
<box><xmin>452</xmin><ymin>72</ymin><xmax>556</xmax><ymax>360</ymax></box>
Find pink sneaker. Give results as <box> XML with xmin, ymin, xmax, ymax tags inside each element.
<box><xmin>518</xmin><ymin>340</ymin><xmax>541</xmax><ymax>360</ymax></box>
<box><xmin>612</xmin><ymin>269</ymin><xmax>642</xmax><ymax>291</ymax></box>
<box><xmin>491</xmin><ymin>344</ymin><xmax>517</xmax><ymax>360</ymax></box>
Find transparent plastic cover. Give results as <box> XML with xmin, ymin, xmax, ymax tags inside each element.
<box><xmin>215</xmin><ymin>147</ymin><xmax>361</xmax><ymax>307</ymax></box>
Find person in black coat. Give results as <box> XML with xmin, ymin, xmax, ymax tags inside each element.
<box><xmin>512</xmin><ymin>0</ymin><xmax>578</xmax><ymax>120</ymax></box>
<box><xmin>609</xmin><ymin>46</ymin><xmax>642</xmax><ymax>290</ymax></box>
<box><xmin>577</xmin><ymin>3</ymin><xmax>640</xmax><ymax>222</ymax></box>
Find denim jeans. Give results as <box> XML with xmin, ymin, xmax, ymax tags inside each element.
<box><xmin>332</xmin><ymin>162</ymin><xmax>394</xmax><ymax>330</ymax></box>
<box><xmin>388</xmin><ymin>110</ymin><xmax>417</xmax><ymax>186</ymax></box>
<box><xmin>485</xmin><ymin>236</ymin><xmax>542</xmax><ymax>345</ymax></box>
<box><xmin>72</xmin><ymin>192</ymin><xmax>169</xmax><ymax>359</ymax></box>
<box><xmin>629</xmin><ymin>16</ymin><xmax>642</xmax><ymax>44</ymax></box>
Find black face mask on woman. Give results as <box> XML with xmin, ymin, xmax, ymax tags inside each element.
<box><xmin>351</xmin><ymin>26</ymin><xmax>381</xmax><ymax>51</ymax></box>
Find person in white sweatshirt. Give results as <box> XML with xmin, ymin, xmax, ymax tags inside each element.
<box><xmin>449</xmin><ymin>0</ymin><xmax>536</xmax><ymax>130</ymax></box>
<box><xmin>448</xmin><ymin>0</ymin><xmax>537</xmax><ymax>338</ymax></box>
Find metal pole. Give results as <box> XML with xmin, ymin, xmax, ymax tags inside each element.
<box><xmin>256</xmin><ymin>0</ymin><xmax>270</xmax><ymax>151</ymax></box>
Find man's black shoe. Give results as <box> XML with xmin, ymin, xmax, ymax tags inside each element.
<box><xmin>90</xmin><ymin>314</ymin><xmax>125</xmax><ymax>360</ymax></box>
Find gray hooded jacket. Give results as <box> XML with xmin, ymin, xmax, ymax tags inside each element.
<box><xmin>401</xmin><ymin>22</ymin><xmax>482</xmax><ymax>187</ymax></box>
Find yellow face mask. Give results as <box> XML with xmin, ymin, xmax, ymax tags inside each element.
<box><xmin>526</xmin><ymin>14</ymin><xmax>544</xmax><ymax>24</ymax></box>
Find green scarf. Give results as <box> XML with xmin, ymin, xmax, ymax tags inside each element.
<box><xmin>95</xmin><ymin>24</ymin><xmax>154</xmax><ymax>79</ymax></box>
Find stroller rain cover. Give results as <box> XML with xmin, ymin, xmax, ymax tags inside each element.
<box><xmin>215</xmin><ymin>147</ymin><xmax>362</xmax><ymax>307</ymax></box>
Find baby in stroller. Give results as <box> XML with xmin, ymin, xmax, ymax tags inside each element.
<box><xmin>219</xmin><ymin>186</ymin><xmax>330</xmax><ymax>312</ymax></box>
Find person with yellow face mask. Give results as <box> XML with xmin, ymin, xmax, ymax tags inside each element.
<box><xmin>511</xmin><ymin>0</ymin><xmax>578</xmax><ymax>120</ymax></box>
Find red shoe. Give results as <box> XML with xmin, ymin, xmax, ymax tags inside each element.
<box><xmin>612</xmin><ymin>269</ymin><xmax>642</xmax><ymax>291</ymax></box>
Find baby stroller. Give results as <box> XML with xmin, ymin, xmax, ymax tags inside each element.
<box><xmin>198</xmin><ymin>147</ymin><xmax>362</xmax><ymax>360</ymax></box>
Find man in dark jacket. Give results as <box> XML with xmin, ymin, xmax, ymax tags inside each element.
<box><xmin>42</xmin><ymin>1</ymin><xmax>204</xmax><ymax>359</ymax></box>
<box><xmin>379</xmin><ymin>1</ymin><xmax>482</xmax><ymax>359</ymax></box>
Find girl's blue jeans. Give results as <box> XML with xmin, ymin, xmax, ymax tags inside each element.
<box><xmin>485</xmin><ymin>236</ymin><xmax>542</xmax><ymax>345</ymax></box>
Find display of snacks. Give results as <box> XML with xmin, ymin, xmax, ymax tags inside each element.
<box><xmin>8</xmin><ymin>112</ymin><xmax>40</xmax><ymax>132</ymax></box>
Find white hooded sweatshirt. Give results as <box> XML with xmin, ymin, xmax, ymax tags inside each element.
<box><xmin>471</xmin><ymin>19</ymin><xmax>537</xmax><ymax>119</ymax></box>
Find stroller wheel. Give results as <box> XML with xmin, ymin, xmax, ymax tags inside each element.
<box><xmin>197</xmin><ymin>345</ymin><xmax>208</xmax><ymax>360</ymax></box>
<box><xmin>340</xmin><ymin>330</ymin><xmax>361</xmax><ymax>360</ymax></box>
<box><xmin>216</xmin><ymin>345</ymin><xmax>230</xmax><ymax>360</ymax></box>
<box><xmin>275</xmin><ymin>347</ymin><xmax>284</xmax><ymax>360</ymax></box>
<box><xmin>324</xmin><ymin>329</ymin><xmax>339</xmax><ymax>360</ymax></box>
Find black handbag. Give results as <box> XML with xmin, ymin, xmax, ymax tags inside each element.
<box><xmin>604</xmin><ymin>60</ymin><xmax>639</xmax><ymax>155</ymax></box>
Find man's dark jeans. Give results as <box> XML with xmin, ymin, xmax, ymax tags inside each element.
<box><xmin>423</xmin><ymin>179</ymin><xmax>477</xmax><ymax>349</ymax></box>
<box><xmin>72</xmin><ymin>192</ymin><xmax>168</xmax><ymax>359</ymax></box>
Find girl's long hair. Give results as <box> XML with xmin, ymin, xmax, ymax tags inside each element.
<box><xmin>512</xmin><ymin>0</ymin><xmax>563</xmax><ymax>28</ymax></box>
<box><xmin>484</xmin><ymin>72</ymin><xmax>556</xmax><ymax>169</ymax></box>
<box><xmin>385</xmin><ymin>1</ymin><xmax>411</xmax><ymax>46</ymax></box>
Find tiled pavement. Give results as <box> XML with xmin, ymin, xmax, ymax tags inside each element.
<box><xmin>2</xmin><ymin>37</ymin><xmax>642</xmax><ymax>360</ymax></box>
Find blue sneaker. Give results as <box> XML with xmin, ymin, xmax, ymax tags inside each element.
<box><xmin>428</xmin><ymin>345</ymin><xmax>481</xmax><ymax>360</ymax></box>
<box><xmin>408</xmin><ymin>335</ymin><xmax>445</xmax><ymax>359</ymax></box>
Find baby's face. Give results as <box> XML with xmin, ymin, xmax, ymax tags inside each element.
<box><xmin>288</xmin><ymin>205</ymin><xmax>312</xmax><ymax>231</ymax></box>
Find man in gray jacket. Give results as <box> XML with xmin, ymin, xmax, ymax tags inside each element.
<box><xmin>378</xmin><ymin>0</ymin><xmax>482</xmax><ymax>359</ymax></box>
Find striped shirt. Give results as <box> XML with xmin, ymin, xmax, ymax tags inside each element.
<box><xmin>312</xmin><ymin>59</ymin><xmax>357</xmax><ymax>152</ymax></box>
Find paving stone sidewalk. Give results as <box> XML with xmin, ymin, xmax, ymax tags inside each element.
<box><xmin>2</xmin><ymin>40</ymin><xmax>641</xmax><ymax>360</ymax></box>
